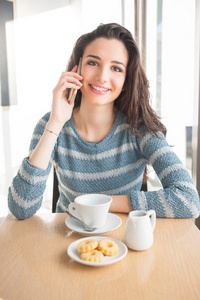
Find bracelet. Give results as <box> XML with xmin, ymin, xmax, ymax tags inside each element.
<box><xmin>45</xmin><ymin>128</ymin><xmax>59</xmax><ymax>137</ymax></box>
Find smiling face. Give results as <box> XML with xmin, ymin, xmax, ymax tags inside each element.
<box><xmin>80</xmin><ymin>38</ymin><xmax>128</xmax><ymax>107</ymax></box>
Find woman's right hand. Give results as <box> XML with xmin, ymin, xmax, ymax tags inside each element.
<box><xmin>49</xmin><ymin>66</ymin><xmax>83</xmax><ymax>128</ymax></box>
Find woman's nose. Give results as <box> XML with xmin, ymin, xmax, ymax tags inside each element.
<box><xmin>96</xmin><ymin>67</ymin><xmax>108</xmax><ymax>83</ymax></box>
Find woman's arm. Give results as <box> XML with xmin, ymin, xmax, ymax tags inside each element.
<box><xmin>28</xmin><ymin>119</ymin><xmax>62</xmax><ymax>170</ymax></box>
<box><xmin>8</xmin><ymin>67</ymin><xmax>83</xmax><ymax>219</ymax></box>
<box><xmin>29</xmin><ymin>66</ymin><xmax>82</xmax><ymax>170</ymax></box>
<box><xmin>110</xmin><ymin>195</ymin><xmax>130</xmax><ymax>213</ymax></box>
<box><xmin>8</xmin><ymin>113</ymin><xmax>55</xmax><ymax>219</ymax></box>
<box><xmin>129</xmin><ymin>131</ymin><xmax>200</xmax><ymax>218</ymax></box>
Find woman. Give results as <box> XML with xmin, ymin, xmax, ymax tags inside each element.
<box><xmin>8</xmin><ymin>23</ymin><xmax>200</xmax><ymax>219</ymax></box>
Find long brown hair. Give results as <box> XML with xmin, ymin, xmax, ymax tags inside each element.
<box><xmin>66</xmin><ymin>23</ymin><xmax>166</xmax><ymax>137</ymax></box>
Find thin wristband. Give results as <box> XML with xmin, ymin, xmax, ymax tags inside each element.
<box><xmin>45</xmin><ymin>128</ymin><xmax>59</xmax><ymax>137</ymax></box>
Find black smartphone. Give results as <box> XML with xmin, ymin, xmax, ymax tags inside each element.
<box><xmin>68</xmin><ymin>58</ymin><xmax>82</xmax><ymax>105</ymax></box>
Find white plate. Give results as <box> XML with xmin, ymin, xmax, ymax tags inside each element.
<box><xmin>65</xmin><ymin>213</ymin><xmax>122</xmax><ymax>236</ymax></box>
<box><xmin>67</xmin><ymin>236</ymin><xmax>128</xmax><ymax>266</ymax></box>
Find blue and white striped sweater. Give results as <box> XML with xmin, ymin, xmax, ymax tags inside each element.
<box><xmin>8</xmin><ymin>111</ymin><xmax>200</xmax><ymax>219</ymax></box>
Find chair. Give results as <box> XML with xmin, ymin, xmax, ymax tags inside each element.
<box><xmin>52</xmin><ymin>169</ymin><xmax>148</xmax><ymax>212</ymax></box>
<box><xmin>52</xmin><ymin>168</ymin><xmax>59</xmax><ymax>213</ymax></box>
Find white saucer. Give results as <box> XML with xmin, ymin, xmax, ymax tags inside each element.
<box><xmin>67</xmin><ymin>236</ymin><xmax>128</xmax><ymax>267</ymax></box>
<box><xmin>65</xmin><ymin>213</ymin><xmax>122</xmax><ymax>236</ymax></box>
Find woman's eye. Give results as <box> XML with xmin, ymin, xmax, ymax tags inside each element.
<box><xmin>87</xmin><ymin>61</ymin><xmax>98</xmax><ymax>66</ymax></box>
<box><xmin>112</xmin><ymin>66</ymin><xmax>122</xmax><ymax>72</ymax></box>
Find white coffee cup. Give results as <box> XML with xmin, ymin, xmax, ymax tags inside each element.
<box><xmin>125</xmin><ymin>210</ymin><xmax>156</xmax><ymax>251</ymax></box>
<box><xmin>68</xmin><ymin>194</ymin><xmax>112</xmax><ymax>229</ymax></box>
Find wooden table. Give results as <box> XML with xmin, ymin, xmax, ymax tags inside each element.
<box><xmin>0</xmin><ymin>213</ymin><xmax>200</xmax><ymax>300</ymax></box>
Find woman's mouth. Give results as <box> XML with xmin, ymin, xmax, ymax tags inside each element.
<box><xmin>89</xmin><ymin>84</ymin><xmax>110</xmax><ymax>94</ymax></box>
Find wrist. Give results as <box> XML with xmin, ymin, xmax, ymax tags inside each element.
<box><xmin>46</xmin><ymin>120</ymin><xmax>63</xmax><ymax>135</ymax></box>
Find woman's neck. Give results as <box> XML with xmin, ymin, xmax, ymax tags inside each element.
<box><xmin>73</xmin><ymin>103</ymin><xmax>117</xmax><ymax>142</ymax></box>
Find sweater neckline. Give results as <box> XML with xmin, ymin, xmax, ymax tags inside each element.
<box><xmin>69</xmin><ymin>110</ymin><xmax>121</xmax><ymax>148</ymax></box>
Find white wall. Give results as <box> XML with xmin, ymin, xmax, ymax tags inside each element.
<box><xmin>146</xmin><ymin>0</ymin><xmax>195</xmax><ymax>165</ymax></box>
<box><xmin>15</xmin><ymin>0</ymin><xmax>71</xmax><ymax>18</ymax></box>
<box><xmin>162</xmin><ymin>0</ymin><xmax>195</xmax><ymax>160</ymax></box>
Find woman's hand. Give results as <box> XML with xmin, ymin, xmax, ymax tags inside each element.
<box><xmin>50</xmin><ymin>65</ymin><xmax>83</xmax><ymax>127</ymax></box>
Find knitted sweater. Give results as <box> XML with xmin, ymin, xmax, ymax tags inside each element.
<box><xmin>8</xmin><ymin>111</ymin><xmax>200</xmax><ymax>219</ymax></box>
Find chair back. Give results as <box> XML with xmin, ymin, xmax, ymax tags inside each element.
<box><xmin>52</xmin><ymin>169</ymin><xmax>59</xmax><ymax>213</ymax></box>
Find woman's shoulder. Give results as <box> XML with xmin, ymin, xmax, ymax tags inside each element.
<box><xmin>32</xmin><ymin>112</ymin><xmax>51</xmax><ymax>127</ymax></box>
<box><xmin>115</xmin><ymin>111</ymin><xmax>148</xmax><ymax>137</ymax></box>
<box><xmin>41</xmin><ymin>111</ymin><xmax>51</xmax><ymax>123</ymax></box>
<box><xmin>30</xmin><ymin>112</ymin><xmax>51</xmax><ymax>136</ymax></box>
<box><xmin>113</xmin><ymin>111</ymin><xmax>129</xmax><ymax>135</ymax></box>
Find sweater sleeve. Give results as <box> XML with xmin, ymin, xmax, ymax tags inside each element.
<box><xmin>8</xmin><ymin>112</ymin><xmax>55</xmax><ymax>219</ymax></box>
<box><xmin>129</xmin><ymin>131</ymin><xmax>200</xmax><ymax>219</ymax></box>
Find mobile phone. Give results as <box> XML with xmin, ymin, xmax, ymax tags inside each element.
<box><xmin>68</xmin><ymin>58</ymin><xmax>82</xmax><ymax>105</ymax></box>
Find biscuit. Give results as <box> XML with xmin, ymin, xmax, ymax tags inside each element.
<box><xmin>77</xmin><ymin>239</ymin><xmax>98</xmax><ymax>253</ymax></box>
<box><xmin>98</xmin><ymin>239</ymin><xmax>119</xmax><ymax>256</ymax></box>
<box><xmin>81</xmin><ymin>250</ymin><xmax>104</xmax><ymax>262</ymax></box>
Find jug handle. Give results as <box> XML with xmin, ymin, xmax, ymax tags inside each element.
<box><xmin>147</xmin><ymin>210</ymin><xmax>156</xmax><ymax>232</ymax></box>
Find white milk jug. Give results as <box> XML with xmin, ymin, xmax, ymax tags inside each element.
<box><xmin>125</xmin><ymin>210</ymin><xmax>156</xmax><ymax>251</ymax></box>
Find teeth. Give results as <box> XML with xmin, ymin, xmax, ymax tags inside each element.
<box><xmin>91</xmin><ymin>85</ymin><xmax>108</xmax><ymax>92</ymax></box>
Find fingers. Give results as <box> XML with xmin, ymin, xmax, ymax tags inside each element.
<box><xmin>71</xmin><ymin>65</ymin><xmax>78</xmax><ymax>72</ymax></box>
<box><xmin>62</xmin><ymin>77</ymin><xmax>82</xmax><ymax>90</ymax></box>
<box><xmin>54</xmin><ymin>71</ymin><xmax>82</xmax><ymax>95</ymax></box>
<box><xmin>63</xmin><ymin>70</ymin><xmax>82</xmax><ymax>85</ymax></box>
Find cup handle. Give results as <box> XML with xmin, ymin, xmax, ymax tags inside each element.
<box><xmin>68</xmin><ymin>202</ymin><xmax>80</xmax><ymax>219</ymax></box>
<box><xmin>147</xmin><ymin>210</ymin><xmax>156</xmax><ymax>232</ymax></box>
